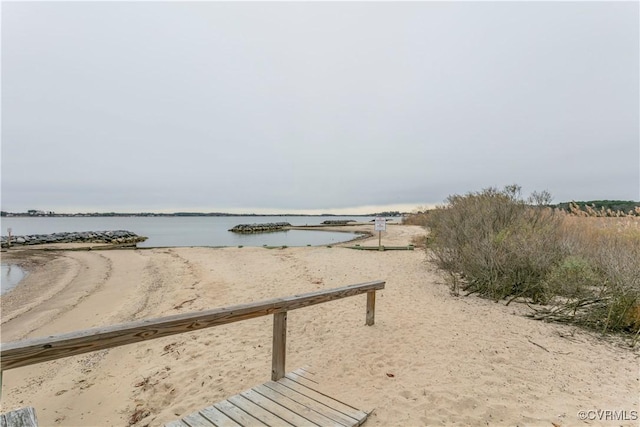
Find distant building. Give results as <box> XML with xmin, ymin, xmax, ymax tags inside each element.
<box><xmin>27</xmin><ymin>210</ymin><xmax>54</xmax><ymax>216</ymax></box>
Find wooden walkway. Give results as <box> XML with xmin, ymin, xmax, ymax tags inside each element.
<box><xmin>166</xmin><ymin>368</ymin><xmax>370</xmax><ymax>427</ymax></box>
<box><xmin>0</xmin><ymin>407</ymin><xmax>38</xmax><ymax>427</ymax></box>
<box><xmin>1</xmin><ymin>282</ymin><xmax>383</xmax><ymax>426</ymax></box>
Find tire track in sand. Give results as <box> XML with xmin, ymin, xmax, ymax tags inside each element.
<box><xmin>132</xmin><ymin>248</ymin><xmax>200</xmax><ymax>319</ymax></box>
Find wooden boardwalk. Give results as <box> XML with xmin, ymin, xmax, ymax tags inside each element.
<box><xmin>0</xmin><ymin>407</ymin><xmax>38</xmax><ymax>427</ymax></box>
<box><xmin>166</xmin><ymin>368</ymin><xmax>370</xmax><ymax>427</ymax></box>
<box><xmin>1</xmin><ymin>282</ymin><xmax>383</xmax><ymax>426</ymax></box>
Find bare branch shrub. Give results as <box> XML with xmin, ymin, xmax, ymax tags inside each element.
<box><xmin>541</xmin><ymin>216</ymin><xmax>640</xmax><ymax>335</ymax></box>
<box><xmin>426</xmin><ymin>185</ymin><xmax>565</xmax><ymax>303</ymax></box>
<box><xmin>402</xmin><ymin>207</ymin><xmax>432</xmax><ymax>226</ymax></box>
<box><xmin>425</xmin><ymin>185</ymin><xmax>640</xmax><ymax>339</ymax></box>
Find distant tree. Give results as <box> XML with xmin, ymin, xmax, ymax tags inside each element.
<box><xmin>374</xmin><ymin>211</ymin><xmax>402</xmax><ymax>217</ymax></box>
<box><xmin>555</xmin><ymin>200</ymin><xmax>640</xmax><ymax>216</ymax></box>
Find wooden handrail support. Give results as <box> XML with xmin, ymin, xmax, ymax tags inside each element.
<box><xmin>0</xmin><ymin>280</ymin><xmax>385</xmax><ymax>386</ymax></box>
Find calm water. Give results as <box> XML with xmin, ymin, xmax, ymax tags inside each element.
<box><xmin>1</xmin><ymin>263</ymin><xmax>26</xmax><ymax>295</ymax></box>
<box><xmin>0</xmin><ymin>216</ymin><xmax>380</xmax><ymax>292</ymax></box>
<box><xmin>0</xmin><ymin>216</ymin><xmax>376</xmax><ymax>248</ymax></box>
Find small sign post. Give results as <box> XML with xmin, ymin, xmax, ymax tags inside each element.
<box><xmin>7</xmin><ymin>228</ymin><xmax>12</xmax><ymax>249</ymax></box>
<box><xmin>374</xmin><ymin>217</ymin><xmax>386</xmax><ymax>250</ymax></box>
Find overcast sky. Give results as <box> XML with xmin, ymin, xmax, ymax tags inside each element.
<box><xmin>1</xmin><ymin>1</ymin><xmax>638</xmax><ymax>214</ymax></box>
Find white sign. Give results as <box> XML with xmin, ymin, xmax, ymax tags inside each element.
<box><xmin>374</xmin><ymin>217</ymin><xmax>386</xmax><ymax>231</ymax></box>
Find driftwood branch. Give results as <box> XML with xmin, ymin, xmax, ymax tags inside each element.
<box><xmin>526</xmin><ymin>338</ymin><xmax>549</xmax><ymax>352</ymax></box>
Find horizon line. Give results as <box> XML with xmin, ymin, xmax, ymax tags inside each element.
<box><xmin>0</xmin><ymin>203</ymin><xmax>432</xmax><ymax>216</ymax></box>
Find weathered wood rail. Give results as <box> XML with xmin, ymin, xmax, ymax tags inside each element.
<box><xmin>0</xmin><ymin>280</ymin><xmax>385</xmax><ymax>386</ymax></box>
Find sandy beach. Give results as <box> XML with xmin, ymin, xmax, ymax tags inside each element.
<box><xmin>1</xmin><ymin>224</ymin><xmax>637</xmax><ymax>426</ymax></box>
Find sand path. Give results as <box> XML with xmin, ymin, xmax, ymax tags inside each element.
<box><xmin>0</xmin><ymin>224</ymin><xmax>637</xmax><ymax>426</ymax></box>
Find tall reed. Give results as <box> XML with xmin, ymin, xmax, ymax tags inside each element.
<box><xmin>422</xmin><ymin>185</ymin><xmax>640</xmax><ymax>338</ymax></box>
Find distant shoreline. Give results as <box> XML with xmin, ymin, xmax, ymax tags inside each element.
<box><xmin>0</xmin><ymin>217</ymin><xmax>382</xmax><ymax>248</ymax></box>
<box><xmin>1</xmin><ymin>212</ymin><xmax>404</xmax><ymax>218</ymax></box>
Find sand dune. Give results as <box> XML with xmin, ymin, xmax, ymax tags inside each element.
<box><xmin>1</xmin><ymin>224</ymin><xmax>637</xmax><ymax>426</ymax></box>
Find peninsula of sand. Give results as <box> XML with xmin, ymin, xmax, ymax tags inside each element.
<box><xmin>0</xmin><ymin>224</ymin><xmax>637</xmax><ymax>426</ymax></box>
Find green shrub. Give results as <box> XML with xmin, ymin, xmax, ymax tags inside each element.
<box><xmin>426</xmin><ymin>185</ymin><xmax>565</xmax><ymax>302</ymax></box>
<box><xmin>542</xmin><ymin>256</ymin><xmax>604</xmax><ymax>304</ymax></box>
<box><xmin>425</xmin><ymin>185</ymin><xmax>640</xmax><ymax>338</ymax></box>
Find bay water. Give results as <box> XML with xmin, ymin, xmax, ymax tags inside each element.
<box><xmin>0</xmin><ymin>215</ymin><xmax>380</xmax><ymax>294</ymax></box>
<box><xmin>1</xmin><ymin>263</ymin><xmax>26</xmax><ymax>295</ymax></box>
<box><xmin>0</xmin><ymin>215</ymin><xmax>377</xmax><ymax>248</ymax></box>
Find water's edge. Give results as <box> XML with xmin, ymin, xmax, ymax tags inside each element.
<box><xmin>0</xmin><ymin>216</ymin><xmax>383</xmax><ymax>247</ymax></box>
<box><xmin>1</xmin><ymin>263</ymin><xmax>27</xmax><ymax>295</ymax></box>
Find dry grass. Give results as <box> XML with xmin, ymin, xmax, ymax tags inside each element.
<box><xmin>402</xmin><ymin>208</ymin><xmax>432</xmax><ymax>226</ymax></box>
<box><xmin>550</xmin><ymin>215</ymin><xmax>640</xmax><ymax>336</ymax></box>
<box><xmin>423</xmin><ymin>186</ymin><xmax>640</xmax><ymax>341</ymax></box>
<box><xmin>566</xmin><ymin>201</ymin><xmax>640</xmax><ymax>217</ymax></box>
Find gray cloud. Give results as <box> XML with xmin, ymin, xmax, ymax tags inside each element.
<box><xmin>2</xmin><ymin>1</ymin><xmax>638</xmax><ymax>213</ymax></box>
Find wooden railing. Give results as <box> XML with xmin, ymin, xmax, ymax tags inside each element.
<box><xmin>0</xmin><ymin>280</ymin><xmax>385</xmax><ymax>387</ymax></box>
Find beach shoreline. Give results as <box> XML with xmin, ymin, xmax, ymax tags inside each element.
<box><xmin>0</xmin><ymin>224</ymin><xmax>637</xmax><ymax>426</ymax></box>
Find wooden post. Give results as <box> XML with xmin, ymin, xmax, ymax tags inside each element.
<box><xmin>1</xmin><ymin>281</ymin><xmax>385</xmax><ymax>372</ymax></box>
<box><xmin>366</xmin><ymin>291</ymin><xmax>376</xmax><ymax>326</ymax></box>
<box><xmin>271</xmin><ymin>312</ymin><xmax>287</xmax><ymax>381</ymax></box>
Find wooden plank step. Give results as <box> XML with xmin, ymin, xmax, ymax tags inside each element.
<box><xmin>167</xmin><ymin>368</ymin><xmax>370</xmax><ymax>427</ymax></box>
<box><xmin>263</xmin><ymin>381</ymin><xmax>356</xmax><ymax>426</ymax></box>
<box><xmin>291</xmin><ymin>368</ymin><xmax>318</xmax><ymax>383</ymax></box>
<box><xmin>213</xmin><ymin>400</ymin><xmax>267</xmax><ymax>426</ymax></box>
<box><xmin>226</xmin><ymin>394</ymin><xmax>295</xmax><ymax>426</ymax></box>
<box><xmin>240</xmin><ymin>389</ymin><xmax>316</xmax><ymax>426</ymax></box>
<box><xmin>182</xmin><ymin>412</ymin><xmax>217</xmax><ymax>427</ymax></box>
<box><xmin>197</xmin><ymin>406</ymin><xmax>241</xmax><ymax>427</ymax></box>
<box><xmin>277</xmin><ymin>377</ymin><xmax>368</xmax><ymax>421</ymax></box>
<box><xmin>253</xmin><ymin>384</ymin><xmax>344</xmax><ymax>427</ymax></box>
<box><xmin>0</xmin><ymin>407</ymin><xmax>38</xmax><ymax>427</ymax></box>
<box><xmin>287</xmin><ymin>367</ymin><xmax>373</xmax><ymax>420</ymax></box>
<box><xmin>285</xmin><ymin>371</ymin><xmax>322</xmax><ymax>390</ymax></box>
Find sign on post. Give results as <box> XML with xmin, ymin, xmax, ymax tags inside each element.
<box><xmin>374</xmin><ymin>217</ymin><xmax>386</xmax><ymax>249</ymax></box>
